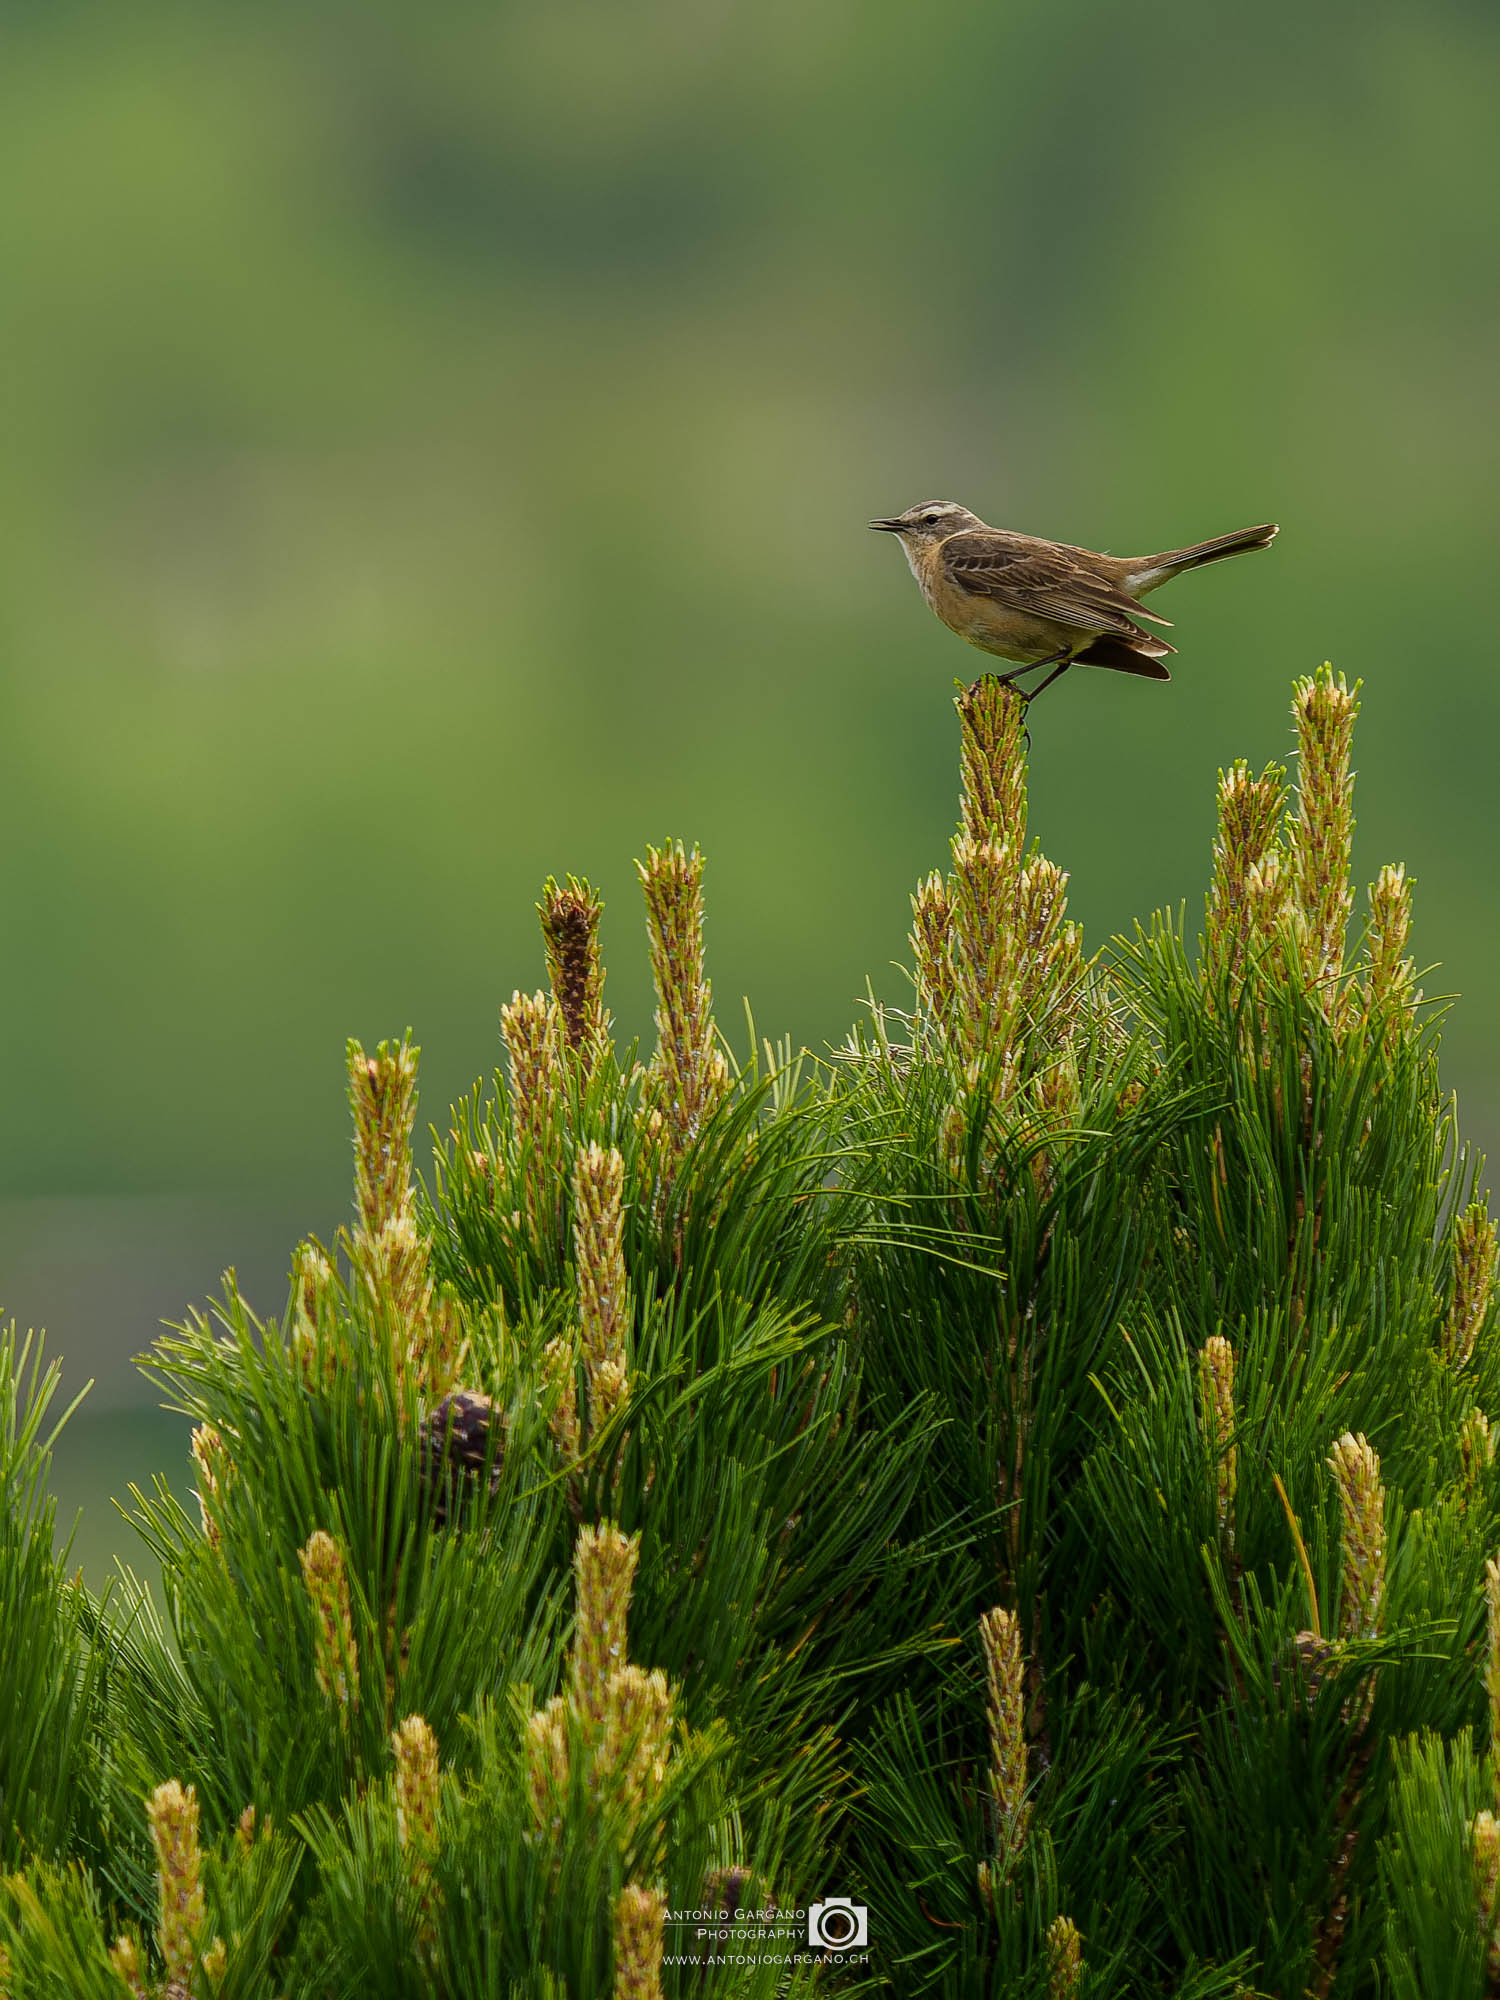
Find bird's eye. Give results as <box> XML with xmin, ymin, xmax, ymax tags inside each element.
<box><xmin>922</xmin><ymin>510</ymin><xmax>941</xmax><ymax>524</ymax></box>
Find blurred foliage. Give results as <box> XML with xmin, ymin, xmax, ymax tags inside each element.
<box><xmin>1</xmin><ymin>0</ymin><xmax>1499</xmax><ymax>1209</ymax></box>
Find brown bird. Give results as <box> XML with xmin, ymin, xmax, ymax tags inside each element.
<box><xmin>870</xmin><ymin>501</ymin><xmax>1278</xmax><ymax>699</ymax></box>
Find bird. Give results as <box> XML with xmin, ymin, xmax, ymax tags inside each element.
<box><xmin>870</xmin><ymin>501</ymin><xmax>1278</xmax><ymax>700</ymax></box>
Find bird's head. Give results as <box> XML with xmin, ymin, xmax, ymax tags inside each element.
<box><xmin>869</xmin><ymin>500</ymin><xmax>984</xmax><ymax>545</ymax></box>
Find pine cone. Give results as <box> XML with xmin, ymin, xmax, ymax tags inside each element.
<box><xmin>421</xmin><ymin>1390</ymin><xmax>504</xmax><ymax>1523</ymax></box>
<box><xmin>694</xmin><ymin>1867</ymin><xmax>762</xmax><ymax>1965</ymax></box>
<box><xmin>1276</xmin><ymin>1627</ymin><xmax>1339</xmax><ymax>1707</ymax></box>
<box><xmin>703</xmin><ymin>1866</ymin><xmax>754</xmax><ymax>1917</ymax></box>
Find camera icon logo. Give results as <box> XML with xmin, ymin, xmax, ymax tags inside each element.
<box><xmin>808</xmin><ymin>1897</ymin><xmax>868</xmax><ymax>1950</ymax></box>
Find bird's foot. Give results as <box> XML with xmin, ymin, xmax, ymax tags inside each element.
<box><xmin>1016</xmin><ymin>656</ymin><xmax>1074</xmax><ymax>706</ymax></box>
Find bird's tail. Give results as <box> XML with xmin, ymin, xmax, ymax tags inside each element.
<box><xmin>1127</xmin><ymin>523</ymin><xmax>1278</xmax><ymax>595</ymax></box>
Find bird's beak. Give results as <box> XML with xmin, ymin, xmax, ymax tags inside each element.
<box><xmin>868</xmin><ymin>518</ymin><xmax>906</xmax><ymax>533</ymax></box>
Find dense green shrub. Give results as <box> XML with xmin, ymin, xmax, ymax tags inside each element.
<box><xmin>4</xmin><ymin>669</ymin><xmax>1499</xmax><ymax>1997</ymax></box>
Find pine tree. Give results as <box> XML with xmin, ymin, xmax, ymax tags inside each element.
<box><xmin>3</xmin><ymin>668</ymin><xmax>1499</xmax><ymax>1996</ymax></box>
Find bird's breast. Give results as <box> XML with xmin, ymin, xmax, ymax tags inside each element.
<box><xmin>920</xmin><ymin>564</ymin><xmax>1077</xmax><ymax>664</ymax></box>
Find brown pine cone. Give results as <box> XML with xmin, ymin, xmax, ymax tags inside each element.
<box><xmin>694</xmin><ymin>1867</ymin><xmax>765</xmax><ymax>1966</ymax></box>
<box><xmin>1276</xmin><ymin>1628</ymin><xmax>1339</xmax><ymax>1707</ymax></box>
<box><xmin>703</xmin><ymin>1866</ymin><xmax>755</xmax><ymax>1917</ymax></box>
<box><xmin>421</xmin><ymin>1390</ymin><xmax>504</xmax><ymax>1524</ymax></box>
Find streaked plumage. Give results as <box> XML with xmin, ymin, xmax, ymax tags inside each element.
<box><xmin>871</xmin><ymin>501</ymin><xmax>1277</xmax><ymax>695</ymax></box>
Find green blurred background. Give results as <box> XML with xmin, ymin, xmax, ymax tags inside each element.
<box><xmin>3</xmin><ymin>0</ymin><xmax>1498</xmax><ymax>1581</ymax></box>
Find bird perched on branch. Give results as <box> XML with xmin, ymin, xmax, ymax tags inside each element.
<box><xmin>870</xmin><ymin>501</ymin><xmax>1277</xmax><ymax>700</ymax></box>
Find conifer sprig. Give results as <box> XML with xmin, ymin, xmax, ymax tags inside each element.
<box><xmin>521</xmin><ymin>1519</ymin><xmax>678</xmax><ymax>1903</ymax></box>
<box><xmin>1197</xmin><ymin>1336</ymin><xmax>1237</xmax><ymax>1553</ymax></box>
<box><xmin>572</xmin><ymin>1523</ymin><xmax>641</xmax><ymax>1733</ymax></box>
<box><xmin>957</xmin><ymin>674</ymin><xmax>1028</xmax><ymax>847</ymax></box>
<box><xmin>1328</xmin><ymin>1432</ymin><xmax>1386</xmax><ymax>1645</ymax></box>
<box><xmin>1445</xmin><ymin>1203</ymin><xmax>1498</xmax><ymax>1369</ymax></box>
<box><xmin>950</xmin><ymin>829</ymin><xmax>1021</xmax><ymax>1071</ymax></box>
<box><xmin>190</xmin><ymin>1422</ymin><xmax>229</xmax><ymax>1551</ymax></box>
<box><xmin>910</xmin><ymin>870</ymin><xmax>957</xmax><ymax>1036</ymax></box>
<box><xmin>349</xmin><ymin>1037</ymin><xmax>419</xmax><ymax>1237</ymax></box>
<box><xmin>612</xmin><ymin>1883</ymin><xmax>666</xmax><ymax>2000</ymax></box>
<box><xmin>393</xmin><ymin>1714</ymin><xmax>440</xmax><ymax>1852</ymax></box>
<box><xmin>1484</xmin><ymin>1556</ymin><xmax>1500</xmax><ymax>1793</ymax></box>
<box><xmin>1365</xmin><ymin>861</ymin><xmax>1417</xmax><ymax>1040</ymax></box>
<box><xmin>980</xmin><ymin>1605</ymin><xmax>1031</xmax><ymax>1870</ymax></box>
<box><xmin>939</xmin><ymin>678</ymin><xmax>1085</xmax><ymax>1082</ymax></box>
<box><xmin>1046</xmin><ymin>1913</ymin><xmax>1084</xmax><ymax>2000</ymax></box>
<box><xmin>539</xmin><ymin>874</ymin><xmax>610</xmax><ymax>1067</ymax></box>
<box><xmin>1462</xmin><ymin>1409</ymin><xmax>1496</xmax><ymax>1497</ymax></box>
<box><xmin>1475</xmin><ymin>1810</ymin><xmax>1500</xmax><ymax>1982</ymax></box>
<box><xmin>292</xmin><ymin>1241</ymin><xmax>338</xmax><ymax>1389</ymax></box>
<box><xmin>1206</xmin><ymin>758</ymin><xmax>1285</xmax><ymax>995</ymax></box>
<box><xmin>393</xmin><ymin>1714</ymin><xmax>442</xmax><ymax>1955</ymax></box>
<box><xmin>107</xmin><ymin>1932</ymin><xmax>146</xmax><ymax>1995</ymax></box>
<box><xmin>638</xmin><ymin>839</ymin><xmax>729</xmax><ymax>1157</ymax></box>
<box><xmin>345</xmin><ymin>1036</ymin><xmax>462</xmax><ymax>1397</ymax></box>
<box><xmin>301</xmin><ymin>1528</ymin><xmax>359</xmax><ymax>1711</ymax></box>
<box><xmin>1244</xmin><ymin>849</ymin><xmax>1293</xmax><ymax>986</ymax></box>
<box><xmin>1290</xmin><ymin>666</ymin><xmax>1360</xmax><ymax>1013</ymax></box>
<box><xmin>574</xmin><ymin>1143</ymin><xmax>631</xmax><ymax>1431</ymax></box>
<box><xmin>146</xmin><ymin>1779</ymin><xmax>208</xmax><ymax>1985</ymax></box>
<box><xmin>542</xmin><ymin>1330</ymin><xmax>582</xmax><ymax>1464</ymax></box>
<box><xmin>501</xmin><ymin>989</ymin><xmax>566</xmax><ymax>1242</ymax></box>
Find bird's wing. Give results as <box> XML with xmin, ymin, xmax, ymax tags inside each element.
<box><xmin>939</xmin><ymin>533</ymin><xmax>1175</xmax><ymax>645</ymax></box>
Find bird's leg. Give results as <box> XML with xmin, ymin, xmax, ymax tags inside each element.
<box><xmin>1017</xmin><ymin>657</ymin><xmax>1073</xmax><ymax>703</ymax></box>
<box><xmin>985</xmin><ymin>647</ymin><xmax>1072</xmax><ymax>695</ymax></box>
